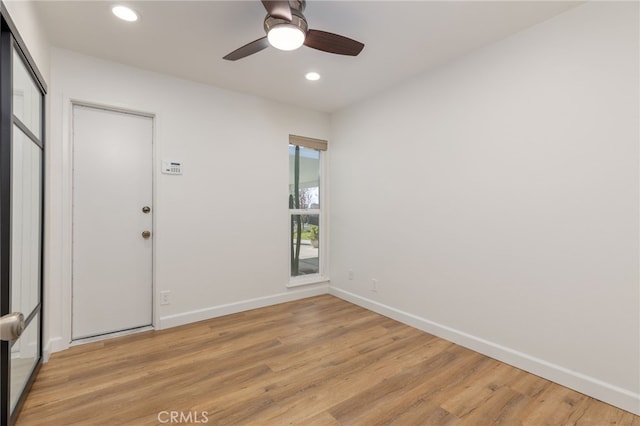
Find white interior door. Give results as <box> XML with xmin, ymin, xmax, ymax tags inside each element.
<box><xmin>72</xmin><ymin>105</ymin><xmax>153</xmax><ymax>340</ymax></box>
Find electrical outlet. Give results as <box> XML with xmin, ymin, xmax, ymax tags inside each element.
<box><xmin>371</xmin><ymin>279</ymin><xmax>378</xmax><ymax>293</ymax></box>
<box><xmin>160</xmin><ymin>290</ymin><xmax>170</xmax><ymax>305</ymax></box>
<box><xmin>348</xmin><ymin>269</ymin><xmax>354</xmax><ymax>280</ymax></box>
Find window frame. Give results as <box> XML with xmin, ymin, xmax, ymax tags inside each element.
<box><xmin>287</xmin><ymin>135</ymin><xmax>328</xmax><ymax>287</ymax></box>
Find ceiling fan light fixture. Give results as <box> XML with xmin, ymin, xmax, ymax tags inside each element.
<box><xmin>267</xmin><ymin>24</ymin><xmax>305</xmax><ymax>51</ymax></box>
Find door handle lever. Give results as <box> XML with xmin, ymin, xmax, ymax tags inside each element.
<box><xmin>0</xmin><ymin>312</ymin><xmax>25</xmax><ymax>341</ymax></box>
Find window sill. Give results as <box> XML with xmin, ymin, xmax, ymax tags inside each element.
<box><xmin>287</xmin><ymin>275</ymin><xmax>330</xmax><ymax>288</ymax></box>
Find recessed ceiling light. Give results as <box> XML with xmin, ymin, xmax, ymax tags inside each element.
<box><xmin>112</xmin><ymin>5</ymin><xmax>138</xmax><ymax>22</ymax></box>
<box><xmin>305</xmin><ymin>72</ymin><xmax>321</xmax><ymax>81</ymax></box>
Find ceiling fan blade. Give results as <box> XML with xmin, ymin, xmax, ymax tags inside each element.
<box><xmin>304</xmin><ymin>29</ymin><xmax>364</xmax><ymax>56</ymax></box>
<box><xmin>223</xmin><ymin>37</ymin><xmax>270</xmax><ymax>61</ymax></box>
<box><xmin>261</xmin><ymin>0</ymin><xmax>292</xmax><ymax>21</ymax></box>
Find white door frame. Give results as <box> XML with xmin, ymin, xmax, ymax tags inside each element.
<box><xmin>63</xmin><ymin>99</ymin><xmax>157</xmax><ymax>346</ymax></box>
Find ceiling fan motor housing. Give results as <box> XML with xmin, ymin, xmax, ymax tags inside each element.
<box><xmin>264</xmin><ymin>10</ymin><xmax>308</xmax><ymax>36</ymax></box>
<box><xmin>290</xmin><ymin>0</ymin><xmax>306</xmax><ymax>13</ymax></box>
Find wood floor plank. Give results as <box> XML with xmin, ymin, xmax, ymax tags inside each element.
<box><xmin>15</xmin><ymin>295</ymin><xmax>639</xmax><ymax>425</ymax></box>
<box><xmin>440</xmin><ymin>360</ymin><xmax>508</xmax><ymax>418</ymax></box>
<box><xmin>250</xmin><ymin>335</ymin><xmax>452</xmax><ymax>424</ymax></box>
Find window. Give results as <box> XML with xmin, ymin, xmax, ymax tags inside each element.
<box><xmin>289</xmin><ymin>135</ymin><xmax>326</xmax><ymax>283</ymax></box>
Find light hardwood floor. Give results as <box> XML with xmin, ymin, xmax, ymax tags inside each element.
<box><xmin>17</xmin><ymin>295</ymin><xmax>639</xmax><ymax>425</ymax></box>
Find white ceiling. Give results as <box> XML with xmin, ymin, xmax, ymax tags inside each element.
<box><xmin>35</xmin><ymin>1</ymin><xmax>580</xmax><ymax>113</ymax></box>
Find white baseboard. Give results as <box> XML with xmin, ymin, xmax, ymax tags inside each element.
<box><xmin>329</xmin><ymin>286</ymin><xmax>640</xmax><ymax>416</ymax></box>
<box><xmin>43</xmin><ymin>336</ymin><xmax>66</xmax><ymax>362</ymax></box>
<box><xmin>158</xmin><ymin>284</ymin><xmax>329</xmax><ymax>330</ymax></box>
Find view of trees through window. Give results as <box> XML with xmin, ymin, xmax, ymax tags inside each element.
<box><xmin>289</xmin><ymin>144</ymin><xmax>320</xmax><ymax>277</ymax></box>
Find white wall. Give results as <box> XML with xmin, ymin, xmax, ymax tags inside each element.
<box><xmin>330</xmin><ymin>1</ymin><xmax>639</xmax><ymax>415</ymax></box>
<box><xmin>47</xmin><ymin>48</ymin><xmax>331</xmax><ymax>352</ymax></box>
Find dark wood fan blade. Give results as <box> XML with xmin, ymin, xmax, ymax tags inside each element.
<box><xmin>304</xmin><ymin>29</ymin><xmax>364</xmax><ymax>56</ymax></box>
<box><xmin>261</xmin><ymin>0</ymin><xmax>292</xmax><ymax>21</ymax></box>
<box><xmin>223</xmin><ymin>37</ymin><xmax>270</xmax><ymax>61</ymax></box>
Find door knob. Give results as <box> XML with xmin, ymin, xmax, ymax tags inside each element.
<box><xmin>141</xmin><ymin>230</ymin><xmax>151</xmax><ymax>239</ymax></box>
<box><xmin>142</xmin><ymin>206</ymin><xmax>151</xmax><ymax>213</ymax></box>
<box><xmin>0</xmin><ymin>312</ymin><xmax>25</xmax><ymax>341</ymax></box>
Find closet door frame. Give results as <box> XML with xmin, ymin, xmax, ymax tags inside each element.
<box><xmin>0</xmin><ymin>5</ymin><xmax>47</xmax><ymax>426</ymax></box>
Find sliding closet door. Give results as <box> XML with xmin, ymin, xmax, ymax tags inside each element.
<box><xmin>0</xmin><ymin>11</ymin><xmax>47</xmax><ymax>426</ymax></box>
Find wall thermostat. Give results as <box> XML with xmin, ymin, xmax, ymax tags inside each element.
<box><xmin>162</xmin><ymin>160</ymin><xmax>182</xmax><ymax>175</ymax></box>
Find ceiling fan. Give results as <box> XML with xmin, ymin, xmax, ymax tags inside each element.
<box><xmin>223</xmin><ymin>0</ymin><xmax>364</xmax><ymax>61</ymax></box>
